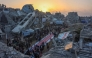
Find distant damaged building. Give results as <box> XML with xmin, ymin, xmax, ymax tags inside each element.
<box><xmin>79</xmin><ymin>16</ymin><xmax>92</xmax><ymax>24</ymax></box>
<box><xmin>65</xmin><ymin>12</ymin><xmax>80</xmax><ymax>26</ymax></box>
<box><xmin>54</xmin><ymin>12</ymin><xmax>65</xmax><ymax>20</ymax></box>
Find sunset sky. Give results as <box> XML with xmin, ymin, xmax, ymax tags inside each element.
<box><xmin>0</xmin><ymin>0</ymin><xmax>92</xmax><ymax>16</ymax></box>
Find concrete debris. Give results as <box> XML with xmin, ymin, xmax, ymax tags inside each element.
<box><xmin>0</xmin><ymin>42</ymin><xmax>29</xmax><ymax>58</ymax></box>
<box><xmin>60</xmin><ymin>23</ymin><xmax>84</xmax><ymax>33</ymax></box>
<box><xmin>12</xmin><ymin>12</ymin><xmax>35</xmax><ymax>33</ymax></box>
<box><xmin>80</xmin><ymin>23</ymin><xmax>92</xmax><ymax>38</ymax></box>
<box><xmin>0</xmin><ymin>4</ymin><xmax>92</xmax><ymax>58</ymax></box>
<box><xmin>41</xmin><ymin>46</ymin><xmax>75</xmax><ymax>58</ymax></box>
<box><xmin>79</xmin><ymin>23</ymin><xmax>92</xmax><ymax>49</ymax></box>
<box><xmin>79</xmin><ymin>16</ymin><xmax>92</xmax><ymax>24</ymax></box>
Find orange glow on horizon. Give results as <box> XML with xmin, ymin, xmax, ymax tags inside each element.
<box><xmin>1</xmin><ymin>0</ymin><xmax>92</xmax><ymax>16</ymax></box>
<box><xmin>39</xmin><ymin>4</ymin><xmax>49</xmax><ymax>12</ymax></box>
<box><xmin>33</xmin><ymin>3</ymin><xmax>54</xmax><ymax>12</ymax></box>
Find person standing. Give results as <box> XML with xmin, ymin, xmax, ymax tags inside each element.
<box><xmin>46</xmin><ymin>43</ymin><xmax>49</xmax><ymax>51</ymax></box>
<box><xmin>6</xmin><ymin>38</ymin><xmax>9</xmax><ymax>46</ymax></box>
<box><xmin>0</xmin><ymin>35</ymin><xmax>2</xmax><ymax>40</ymax></box>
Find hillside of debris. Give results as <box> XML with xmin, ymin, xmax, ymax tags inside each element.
<box><xmin>0</xmin><ymin>4</ymin><xmax>92</xmax><ymax>58</ymax></box>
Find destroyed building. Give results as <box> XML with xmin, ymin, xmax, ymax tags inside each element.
<box><xmin>54</xmin><ymin>12</ymin><xmax>65</xmax><ymax>20</ymax></box>
<box><xmin>65</xmin><ymin>12</ymin><xmax>80</xmax><ymax>26</ymax></box>
<box><xmin>79</xmin><ymin>23</ymin><xmax>92</xmax><ymax>48</ymax></box>
<box><xmin>0</xmin><ymin>3</ymin><xmax>92</xmax><ymax>58</ymax></box>
<box><xmin>79</xmin><ymin>16</ymin><xmax>92</xmax><ymax>24</ymax></box>
<box><xmin>46</xmin><ymin>12</ymin><xmax>51</xmax><ymax>15</ymax></box>
<box><xmin>76</xmin><ymin>22</ymin><xmax>92</xmax><ymax>58</ymax></box>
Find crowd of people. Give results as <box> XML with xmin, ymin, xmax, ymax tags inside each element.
<box><xmin>6</xmin><ymin>25</ymin><xmax>64</xmax><ymax>58</ymax></box>
<box><xmin>25</xmin><ymin>26</ymin><xmax>62</xmax><ymax>58</ymax></box>
<box><xmin>7</xmin><ymin>37</ymin><xmax>25</xmax><ymax>53</ymax></box>
<box><xmin>25</xmin><ymin>42</ymin><xmax>46</xmax><ymax>58</ymax></box>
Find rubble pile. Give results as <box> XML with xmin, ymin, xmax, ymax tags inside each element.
<box><xmin>79</xmin><ymin>16</ymin><xmax>91</xmax><ymax>24</ymax></box>
<box><xmin>0</xmin><ymin>4</ymin><xmax>27</xmax><ymax>35</ymax></box>
<box><xmin>0</xmin><ymin>3</ymin><xmax>92</xmax><ymax>58</ymax></box>
<box><xmin>78</xmin><ymin>42</ymin><xmax>92</xmax><ymax>58</ymax></box>
<box><xmin>0</xmin><ymin>42</ymin><xmax>29</xmax><ymax>58</ymax></box>
<box><xmin>41</xmin><ymin>46</ymin><xmax>75</xmax><ymax>58</ymax></box>
<box><xmin>72</xmin><ymin>22</ymin><xmax>92</xmax><ymax>58</ymax></box>
<box><xmin>61</xmin><ymin>23</ymin><xmax>84</xmax><ymax>33</ymax></box>
<box><xmin>80</xmin><ymin>23</ymin><xmax>92</xmax><ymax>38</ymax></box>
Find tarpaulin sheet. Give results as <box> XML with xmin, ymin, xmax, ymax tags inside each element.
<box><xmin>32</xmin><ymin>33</ymin><xmax>54</xmax><ymax>48</ymax></box>
<box><xmin>58</xmin><ymin>31</ymin><xmax>70</xmax><ymax>39</ymax></box>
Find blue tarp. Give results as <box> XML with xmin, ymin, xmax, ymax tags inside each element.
<box><xmin>81</xmin><ymin>20</ymin><xmax>89</xmax><ymax>24</ymax></box>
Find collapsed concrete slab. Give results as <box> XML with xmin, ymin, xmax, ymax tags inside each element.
<box><xmin>12</xmin><ymin>12</ymin><xmax>35</xmax><ymax>33</ymax></box>
<box><xmin>41</xmin><ymin>46</ymin><xmax>75</xmax><ymax>58</ymax></box>
<box><xmin>0</xmin><ymin>42</ymin><xmax>29</xmax><ymax>58</ymax></box>
<box><xmin>79</xmin><ymin>23</ymin><xmax>92</xmax><ymax>49</ymax></box>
